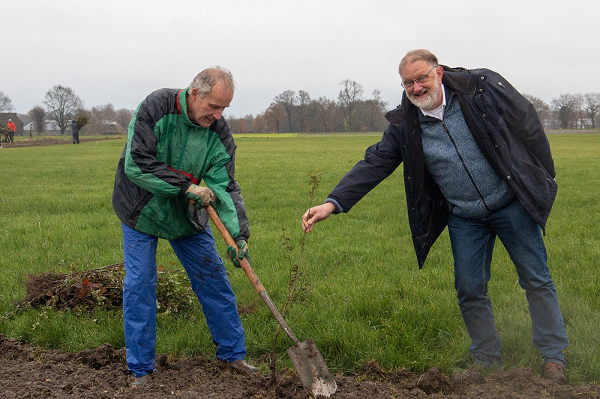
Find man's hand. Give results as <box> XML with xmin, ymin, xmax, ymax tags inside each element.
<box><xmin>227</xmin><ymin>240</ymin><xmax>249</xmax><ymax>268</ymax></box>
<box><xmin>185</xmin><ymin>184</ymin><xmax>216</xmax><ymax>208</ymax></box>
<box><xmin>302</xmin><ymin>202</ymin><xmax>336</xmax><ymax>233</ymax></box>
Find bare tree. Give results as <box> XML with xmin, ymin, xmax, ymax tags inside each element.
<box><xmin>252</xmin><ymin>113</ymin><xmax>266</xmax><ymax>133</ymax></box>
<box><xmin>523</xmin><ymin>94</ymin><xmax>551</xmax><ymax>129</ymax></box>
<box><xmin>573</xmin><ymin>94</ymin><xmax>587</xmax><ymax>128</ymax></box>
<box><xmin>88</xmin><ymin>103</ymin><xmax>117</xmax><ymax>134</ymax></box>
<box><xmin>239</xmin><ymin>118</ymin><xmax>249</xmax><ymax>134</ymax></box>
<box><xmin>551</xmin><ymin>94</ymin><xmax>577</xmax><ymax>129</ymax></box>
<box><xmin>264</xmin><ymin>102</ymin><xmax>286</xmax><ymax>133</ymax></box>
<box><xmin>224</xmin><ymin>114</ymin><xmax>241</xmax><ymax>133</ymax></box>
<box><xmin>362</xmin><ymin>89</ymin><xmax>388</xmax><ymax>132</ymax></box>
<box><xmin>28</xmin><ymin>106</ymin><xmax>46</xmax><ymax>134</ymax></box>
<box><xmin>43</xmin><ymin>85</ymin><xmax>85</xmax><ymax>135</ymax></box>
<box><xmin>224</xmin><ymin>114</ymin><xmax>250</xmax><ymax>134</ymax></box>
<box><xmin>337</xmin><ymin>80</ymin><xmax>363</xmax><ymax>131</ymax></box>
<box><xmin>0</xmin><ymin>90</ymin><xmax>15</xmax><ymax>112</ymax></box>
<box><xmin>115</xmin><ymin>108</ymin><xmax>134</xmax><ymax>129</ymax></box>
<box><xmin>311</xmin><ymin>97</ymin><xmax>339</xmax><ymax>133</ymax></box>
<box><xmin>583</xmin><ymin>92</ymin><xmax>600</xmax><ymax>129</ymax></box>
<box><xmin>243</xmin><ymin>114</ymin><xmax>254</xmax><ymax>133</ymax></box>
<box><xmin>274</xmin><ymin>90</ymin><xmax>296</xmax><ymax>132</ymax></box>
<box><xmin>296</xmin><ymin>90</ymin><xmax>311</xmax><ymax>133</ymax></box>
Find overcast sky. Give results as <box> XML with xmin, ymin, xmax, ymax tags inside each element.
<box><xmin>2</xmin><ymin>0</ymin><xmax>598</xmax><ymax>118</ymax></box>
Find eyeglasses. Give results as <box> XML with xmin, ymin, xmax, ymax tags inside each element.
<box><xmin>401</xmin><ymin>66</ymin><xmax>437</xmax><ymax>89</ymax></box>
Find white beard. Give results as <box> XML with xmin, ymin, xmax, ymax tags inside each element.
<box><xmin>407</xmin><ymin>82</ymin><xmax>441</xmax><ymax>110</ymax></box>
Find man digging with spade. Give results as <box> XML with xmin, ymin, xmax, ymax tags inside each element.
<box><xmin>112</xmin><ymin>67</ymin><xmax>257</xmax><ymax>387</ymax></box>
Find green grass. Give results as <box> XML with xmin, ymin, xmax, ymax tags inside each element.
<box><xmin>0</xmin><ymin>133</ymin><xmax>599</xmax><ymax>384</ymax></box>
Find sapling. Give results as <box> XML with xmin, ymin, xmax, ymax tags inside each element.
<box><xmin>268</xmin><ymin>171</ymin><xmax>321</xmax><ymax>380</ymax></box>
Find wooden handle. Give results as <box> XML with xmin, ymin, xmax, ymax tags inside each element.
<box><xmin>205</xmin><ymin>205</ymin><xmax>266</xmax><ymax>294</ymax></box>
<box><xmin>206</xmin><ymin>204</ymin><xmax>300</xmax><ymax>345</ymax></box>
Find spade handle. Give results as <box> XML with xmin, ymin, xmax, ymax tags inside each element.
<box><xmin>206</xmin><ymin>205</ymin><xmax>300</xmax><ymax>345</ymax></box>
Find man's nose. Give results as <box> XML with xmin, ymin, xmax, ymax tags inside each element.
<box><xmin>213</xmin><ymin>109</ymin><xmax>224</xmax><ymax>120</ymax></box>
<box><xmin>412</xmin><ymin>81</ymin><xmax>424</xmax><ymax>91</ymax></box>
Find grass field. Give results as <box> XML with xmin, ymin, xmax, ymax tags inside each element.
<box><xmin>0</xmin><ymin>132</ymin><xmax>598</xmax><ymax>384</ymax></box>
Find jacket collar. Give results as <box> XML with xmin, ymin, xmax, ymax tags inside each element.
<box><xmin>417</xmin><ymin>87</ymin><xmax>459</xmax><ymax>123</ymax></box>
<box><xmin>178</xmin><ymin>88</ymin><xmax>198</xmax><ymax>127</ymax></box>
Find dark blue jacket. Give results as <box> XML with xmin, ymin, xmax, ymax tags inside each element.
<box><xmin>328</xmin><ymin>66</ymin><xmax>557</xmax><ymax>267</ymax></box>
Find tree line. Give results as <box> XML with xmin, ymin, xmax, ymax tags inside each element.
<box><xmin>0</xmin><ymin>86</ymin><xmax>133</xmax><ymax>136</ymax></box>
<box><xmin>228</xmin><ymin>88</ymin><xmax>600</xmax><ymax>134</ymax></box>
<box><xmin>525</xmin><ymin>93</ymin><xmax>600</xmax><ymax>130</ymax></box>
<box><xmin>225</xmin><ymin>80</ymin><xmax>390</xmax><ymax>134</ymax></box>
<box><xmin>1</xmin><ymin>85</ymin><xmax>599</xmax><ymax>135</ymax></box>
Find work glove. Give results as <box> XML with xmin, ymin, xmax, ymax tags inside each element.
<box><xmin>185</xmin><ymin>184</ymin><xmax>216</xmax><ymax>209</ymax></box>
<box><xmin>227</xmin><ymin>239</ymin><xmax>249</xmax><ymax>268</ymax></box>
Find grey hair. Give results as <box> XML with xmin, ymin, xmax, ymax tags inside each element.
<box><xmin>189</xmin><ymin>67</ymin><xmax>235</xmax><ymax>97</ymax></box>
<box><xmin>399</xmin><ymin>49</ymin><xmax>439</xmax><ymax>75</ymax></box>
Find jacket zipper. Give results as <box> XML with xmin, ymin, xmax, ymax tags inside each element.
<box><xmin>174</xmin><ymin>126</ymin><xmax>192</xmax><ymax>170</ymax></box>
<box><xmin>441</xmin><ymin>121</ymin><xmax>492</xmax><ymax>213</ymax></box>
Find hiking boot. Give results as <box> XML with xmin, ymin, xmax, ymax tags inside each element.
<box><xmin>543</xmin><ymin>362</ymin><xmax>566</xmax><ymax>385</ymax></box>
<box><xmin>129</xmin><ymin>373</ymin><xmax>151</xmax><ymax>387</ymax></box>
<box><xmin>229</xmin><ymin>359</ymin><xmax>258</xmax><ymax>374</ymax></box>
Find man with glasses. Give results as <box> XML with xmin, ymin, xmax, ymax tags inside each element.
<box><xmin>302</xmin><ymin>49</ymin><xmax>568</xmax><ymax>384</ymax></box>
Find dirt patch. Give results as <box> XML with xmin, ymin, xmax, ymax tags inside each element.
<box><xmin>1</xmin><ymin>335</ymin><xmax>598</xmax><ymax>398</ymax></box>
<box><xmin>1</xmin><ymin>137</ymin><xmax>121</xmax><ymax>148</ymax></box>
<box><xmin>20</xmin><ymin>264</ymin><xmax>195</xmax><ymax>314</ymax></box>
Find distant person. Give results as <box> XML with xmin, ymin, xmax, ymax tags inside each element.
<box><xmin>7</xmin><ymin>119</ymin><xmax>16</xmax><ymax>143</ymax></box>
<box><xmin>112</xmin><ymin>67</ymin><xmax>256</xmax><ymax>388</ymax></box>
<box><xmin>71</xmin><ymin>119</ymin><xmax>79</xmax><ymax>144</ymax></box>
<box><xmin>302</xmin><ymin>49</ymin><xmax>568</xmax><ymax>384</ymax></box>
<box><xmin>0</xmin><ymin>125</ymin><xmax>7</xmax><ymax>146</ymax></box>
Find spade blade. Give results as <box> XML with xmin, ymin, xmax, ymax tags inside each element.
<box><xmin>287</xmin><ymin>338</ymin><xmax>337</xmax><ymax>397</ymax></box>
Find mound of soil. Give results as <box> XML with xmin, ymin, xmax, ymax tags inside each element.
<box><xmin>1</xmin><ymin>335</ymin><xmax>598</xmax><ymax>398</ymax></box>
<box><xmin>20</xmin><ymin>264</ymin><xmax>195</xmax><ymax>314</ymax></box>
<box><xmin>1</xmin><ymin>137</ymin><xmax>120</xmax><ymax>148</ymax></box>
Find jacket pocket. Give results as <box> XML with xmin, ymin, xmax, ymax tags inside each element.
<box><xmin>518</xmin><ymin>159</ymin><xmax>556</xmax><ymax>211</ymax></box>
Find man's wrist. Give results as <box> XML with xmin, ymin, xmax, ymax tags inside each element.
<box><xmin>325</xmin><ymin>198</ymin><xmax>344</xmax><ymax>214</ymax></box>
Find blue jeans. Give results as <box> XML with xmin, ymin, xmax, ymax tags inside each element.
<box><xmin>447</xmin><ymin>200</ymin><xmax>568</xmax><ymax>367</ymax></box>
<box><xmin>122</xmin><ymin>223</ymin><xmax>246</xmax><ymax>377</ymax></box>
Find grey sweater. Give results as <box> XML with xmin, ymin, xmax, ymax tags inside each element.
<box><xmin>419</xmin><ymin>90</ymin><xmax>514</xmax><ymax>219</ymax></box>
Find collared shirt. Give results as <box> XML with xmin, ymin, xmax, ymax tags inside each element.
<box><xmin>420</xmin><ymin>83</ymin><xmax>446</xmax><ymax>121</ymax></box>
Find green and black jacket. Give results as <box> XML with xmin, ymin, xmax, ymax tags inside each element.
<box><xmin>112</xmin><ymin>87</ymin><xmax>249</xmax><ymax>241</ymax></box>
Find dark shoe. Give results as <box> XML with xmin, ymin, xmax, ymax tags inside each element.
<box><xmin>229</xmin><ymin>359</ymin><xmax>258</xmax><ymax>374</ymax></box>
<box><xmin>129</xmin><ymin>373</ymin><xmax>151</xmax><ymax>387</ymax></box>
<box><xmin>543</xmin><ymin>362</ymin><xmax>566</xmax><ymax>385</ymax></box>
